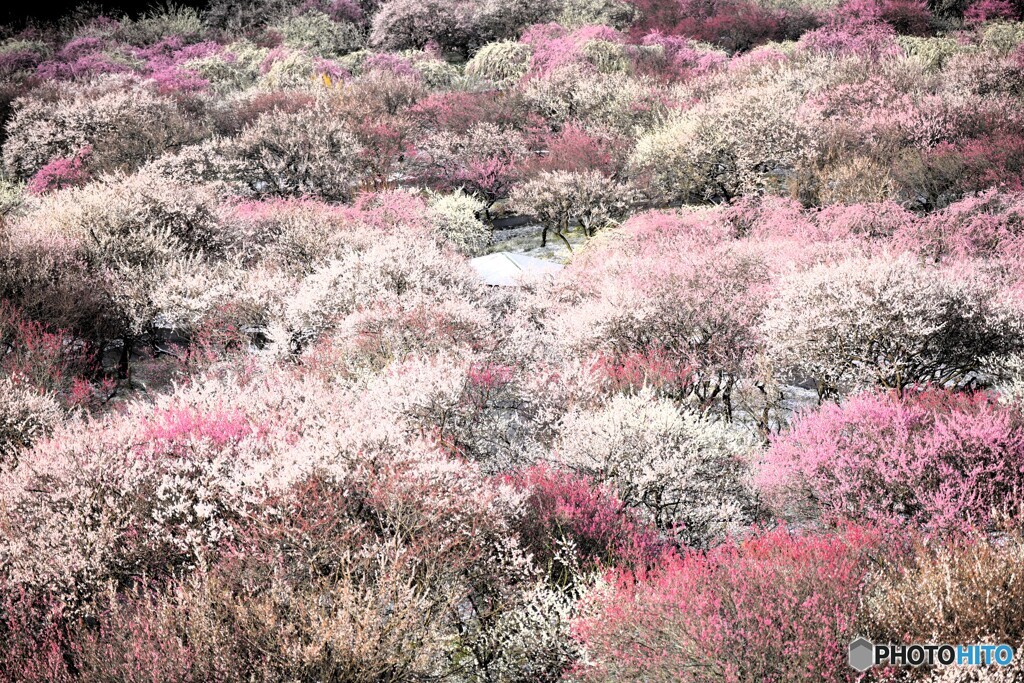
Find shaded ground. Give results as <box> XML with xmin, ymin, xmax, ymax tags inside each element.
<box><xmin>486</xmin><ymin>223</ymin><xmax>588</xmax><ymax>262</ymax></box>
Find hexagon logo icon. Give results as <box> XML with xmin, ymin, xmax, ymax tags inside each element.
<box><xmin>849</xmin><ymin>638</ymin><xmax>874</xmax><ymax>672</ymax></box>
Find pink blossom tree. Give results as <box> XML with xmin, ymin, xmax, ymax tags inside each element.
<box><xmin>573</xmin><ymin>525</ymin><xmax>884</xmax><ymax>683</ymax></box>
<box><xmin>759</xmin><ymin>388</ymin><xmax>1024</xmax><ymax>532</ymax></box>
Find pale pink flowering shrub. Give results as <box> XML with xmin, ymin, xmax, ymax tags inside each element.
<box><xmin>812</xmin><ymin>200</ymin><xmax>918</xmax><ymax>240</ymax></box>
<box><xmin>551</xmin><ymin>210</ymin><xmax>771</xmax><ymax>414</ymax></box>
<box><xmin>938</xmin><ymin>47</ymin><xmax>1024</xmax><ymax>96</ymax></box>
<box><xmin>508</xmin><ymin>170</ymin><xmax>631</xmax><ymax>246</ymax></box>
<box><xmin>304</xmin><ymin>293</ymin><xmax>494</xmax><ymax>374</ymax></box>
<box><xmin>895</xmin><ymin>189</ymin><xmax>1024</xmax><ymax>266</ymax></box>
<box><xmin>3</xmin><ymin>78</ymin><xmax>206</xmax><ymax>180</ymax></box>
<box><xmin>282</xmin><ymin>233</ymin><xmax>489</xmax><ymax>352</ymax></box>
<box><xmin>762</xmin><ymin>255</ymin><xmax>1024</xmax><ymax>397</ymax></box>
<box><xmin>346</xmin><ymin>356</ymin><xmax>549</xmax><ymax>469</ymax></box>
<box><xmin>573</xmin><ymin>525</ymin><xmax>884</xmax><ymax>683</ymax></box>
<box><xmin>0</xmin><ymin>369</ymin><xmax>349</xmax><ymax>608</ymax></box>
<box><xmin>555</xmin><ymin>391</ymin><xmax>756</xmax><ymax>547</ymax></box>
<box><xmin>759</xmin><ymin>388</ymin><xmax>1024</xmax><ymax>532</ymax></box>
<box><xmin>219</xmin><ymin>197</ymin><xmax>353</xmax><ymax>269</ymax></box>
<box><xmin>23</xmin><ymin>168</ymin><xmax>227</xmax><ymax>269</ymax></box>
<box><xmin>799</xmin><ymin>20</ymin><xmax>902</xmax><ymax>59</ymax></box>
<box><xmin>344</xmin><ymin>188</ymin><xmax>439</xmax><ymax>234</ymax></box>
<box><xmin>724</xmin><ymin>195</ymin><xmax>815</xmax><ymax>239</ymax></box>
<box><xmin>0</xmin><ymin>403</ymin><xmax>260</xmax><ymax>606</ymax></box>
<box><xmin>705</xmin><ymin>201</ymin><xmax>902</xmax><ymax>285</ymax></box>
<box><xmin>219</xmin><ymin>195</ymin><xmax>437</xmax><ymax>272</ymax></box>
<box><xmin>726</xmin><ymin>194</ymin><xmax>917</xmax><ymax>243</ymax></box>
<box><xmin>606</xmin><ymin>207</ymin><xmax>736</xmax><ymax>245</ymax></box>
<box><xmin>0</xmin><ymin>362</ymin><xmax>577</xmax><ymax>680</ymax></box>
<box><xmin>225</xmin><ymin>104</ymin><xmax>363</xmax><ymax>200</ymax></box>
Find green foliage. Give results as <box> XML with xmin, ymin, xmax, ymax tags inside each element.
<box><xmin>272</xmin><ymin>11</ymin><xmax>365</xmax><ymax>57</ymax></box>
<box><xmin>465</xmin><ymin>40</ymin><xmax>532</xmax><ymax>86</ymax></box>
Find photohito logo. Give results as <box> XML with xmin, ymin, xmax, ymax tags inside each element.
<box><xmin>849</xmin><ymin>639</ymin><xmax>1015</xmax><ymax>671</ymax></box>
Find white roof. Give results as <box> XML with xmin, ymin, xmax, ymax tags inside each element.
<box><xmin>469</xmin><ymin>252</ymin><xmax>564</xmax><ymax>287</ymax></box>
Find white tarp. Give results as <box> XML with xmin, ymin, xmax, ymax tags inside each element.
<box><xmin>469</xmin><ymin>252</ymin><xmax>564</xmax><ymax>287</ymax></box>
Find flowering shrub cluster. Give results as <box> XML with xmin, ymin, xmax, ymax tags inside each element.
<box><xmin>760</xmin><ymin>389</ymin><xmax>1024</xmax><ymax>532</ymax></box>
<box><xmin>507</xmin><ymin>464</ymin><xmax>661</xmax><ymax>588</ymax></box>
<box><xmin>574</xmin><ymin>525</ymin><xmax>886</xmax><ymax>683</ymax></box>
<box><xmin>556</xmin><ymin>391</ymin><xmax>756</xmax><ymax>547</ymax></box>
<box><xmin>862</xmin><ymin>533</ymin><xmax>1024</xmax><ymax>646</ymax></box>
<box><xmin>763</xmin><ymin>254</ymin><xmax>1024</xmax><ymax>397</ymax></box>
<box><xmin>3</xmin><ymin>0</ymin><xmax>1024</xmax><ymax>680</ymax></box>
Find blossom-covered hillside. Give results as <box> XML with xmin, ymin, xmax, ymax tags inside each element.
<box><xmin>3</xmin><ymin>0</ymin><xmax>1024</xmax><ymax>679</ymax></box>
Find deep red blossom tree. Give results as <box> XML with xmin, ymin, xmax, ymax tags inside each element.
<box><xmin>353</xmin><ymin>118</ymin><xmax>411</xmax><ymax>191</ymax></box>
<box><xmin>628</xmin><ymin>0</ymin><xmax>821</xmax><ymax>51</ymax></box>
<box><xmin>26</xmin><ymin>146</ymin><xmax>93</xmax><ymax>195</ymax></box>
<box><xmin>964</xmin><ymin>0</ymin><xmax>1019</xmax><ymax>23</ymax></box>
<box><xmin>0</xmin><ymin>300</ymin><xmax>100</xmax><ymax>405</ymax></box>
<box><xmin>573</xmin><ymin>525</ymin><xmax>885</xmax><ymax>683</ymax></box>
<box><xmin>522</xmin><ymin>123</ymin><xmax>627</xmax><ymax>177</ymax></box>
<box><xmin>508</xmin><ymin>465</ymin><xmax>662</xmax><ymax>588</ymax></box>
